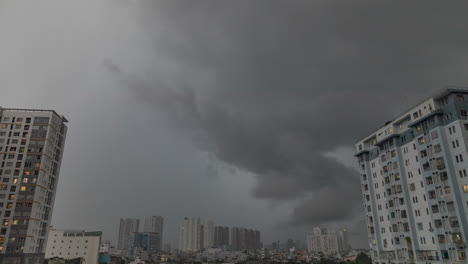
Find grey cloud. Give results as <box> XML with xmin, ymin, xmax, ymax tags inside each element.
<box><xmin>106</xmin><ymin>0</ymin><xmax>468</xmax><ymax>236</ymax></box>
<box><xmin>4</xmin><ymin>0</ymin><xmax>468</xmax><ymax>249</ymax></box>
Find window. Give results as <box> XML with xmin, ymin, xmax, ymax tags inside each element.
<box><xmin>447</xmin><ymin>202</ymin><xmax>455</xmax><ymax>211</ymax></box>
<box><xmin>440</xmin><ymin>172</ymin><xmax>448</xmax><ymax>181</ymax></box>
<box><xmin>463</xmin><ymin>185</ymin><xmax>468</xmax><ymax>193</ymax></box>
<box><xmin>436</xmin><ymin>157</ymin><xmax>445</xmax><ymax>170</ymax></box>
<box><xmin>420</xmin><ymin>150</ymin><xmax>427</xmax><ymax>157</ymax></box>
<box><xmin>462</xmin><ymin>110</ymin><xmax>468</xmax><ymax>118</ymax></box>
<box><xmin>418</xmin><ymin>137</ymin><xmax>425</xmax><ymax>145</ymax></box>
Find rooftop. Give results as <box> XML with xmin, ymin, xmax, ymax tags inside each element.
<box><xmin>355</xmin><ymin>86</ymin><xmax>468</xmax><ymax>144</ymax></box>
<box><xmin>0</xmin><ymin>107</ymin><xmax>68</xmax><ymax>123</ymax></box>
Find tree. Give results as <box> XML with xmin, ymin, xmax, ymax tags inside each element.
<box><xmin>354</xmin><ymin>253</ymin><xmax>371</xmax><ymax>264</ymax></box>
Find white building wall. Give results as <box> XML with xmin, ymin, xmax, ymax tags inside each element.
<box><xmin>203</xmin><ymin>220</ymin><xmax>214</xmax><ymax>249</ymax></box>
<box><xmin>45</xmin><ymin>230</ymin><xmax>100</xmax><ymax>264</ymax></box>
<box><xmin>179</xmin><ymin>217</ymin><xmax>202</xmax><ymax>252</ymax></box>
<box><xmin>356</xmin><ymin>88</ymin><xmax>468</xmax><ymax>263</ymax></box>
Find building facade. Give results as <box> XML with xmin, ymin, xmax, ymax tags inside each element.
<box><xmin>142</xmin><ymin>216</ymin><xmax>163</xmax><ymax>240</ymax></box>
<box><xmin>230</xmin><ymin>227</ymin><xmax>261</xmax><ymax>251</ymax></box>
<box><xmin>214</xmin><ymin>226</ymin><xmax>229</xmax><ymax>248</ymax></box>
<box><xmin>203</xmin><ymin>220</ymin><xmax>214</xmax><ymax>249</ymax></box>
<box><xmin>117</xmin><ymin>218</ymin><xmax>140</xmax><ymax>256</ymax></box>
<box><xmin>178</xmin><ymin>217</ymin><xmax>202</xmax><ymax>252</ymax></box>
<box><xmin>306</xmin><ymin>227</ymin><xmax>348</xmax><ymax>256</ymax></box>
<box><xmin>355</xmin><ymin>87</ymin><xmax>468</xmax><ymax>263</ymax></box>
<box><xmin>129</xmin><ymin>232</ymin><xmax>161</xmax><ymax>258</ymax></box>
<box><xmin>0</xmin><ymin>108</ymin><xmax>68</xmax><ymax>263</ymax></box>
<box><xmin>99</xmin><ymin>240</ymin><xmax>110</xmax><ymax>254</ymax></box>
<box><xmin>45</xmin><ymin>229</ymin><xmax>101</xmax><ymax>264</ymax></box>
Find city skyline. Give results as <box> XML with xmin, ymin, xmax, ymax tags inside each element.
<box><xmin>4</xmin><ymin>0</ymin><xmax>468</xmax><ymax>252</ymax></box>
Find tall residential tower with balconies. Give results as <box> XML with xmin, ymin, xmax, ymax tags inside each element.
<box><xmin>0</xmin><ymin>108</ymin><xmax>68</xmax><ymax>263</ymax></box>
<box><xmin>355</xmin><ymin>87</ymin><xmax>468</xmax><ymax>263</ymax></box>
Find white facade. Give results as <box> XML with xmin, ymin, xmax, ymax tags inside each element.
<box><xmin>45</xmin><ymin>229</ymin><xmax>101</xmax><ymax>264</ymax></box>
<box><xmin>0</xmin><ymin>108</ymin><xmax>68</xmax><ymax>257</ymax></box>
<box><xmin>355</xmin><ymin>87</ymin><xmax>468</xmax><ymax>263</ymax></box>
<box><xmin>178</xmin><ymin>217</ymin><xmax>202</xmax><ymax>252</ymax></box>
<box><xmin>307</xmin><ymin>227</ymin><xmax>347</xmax><ymax>256</ymax></box>
<box><xmin>203</xmin><ymin>220</ymin><xmax>214</xmax><ymax>249</ymax></box>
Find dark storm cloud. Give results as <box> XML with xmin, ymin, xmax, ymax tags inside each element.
<box><xmin>106</xmin><ymin>0</ymin><xmax>468</xmax><ymax>235</ymax></box>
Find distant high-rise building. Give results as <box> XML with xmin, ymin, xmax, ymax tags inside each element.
<box><xmin>230</xmin><ymin>227</ymin><xmax>261</xmax><ymax>251</ymax></box>
<box><xmin>45</xmin><ymin>229</ymin><xmax>101</xmax><ymax>264</ymax></box>
<box><xmin>355</xmin><ymin>87</ymin><xmax>468</xmax><ymax>263</ymax></box>
<box><xmin>0</xmin><ymin>108</ymin><xmax>68</xmax><ymax>264</ymax></box>
<box><xmin>118</xmin><ymin>218</ymin><xmax>140</xmax><ymax>256</ymax></box>
<box><xmin>307</xmin><ymin>227</ymin><xmax>347</xmax><ymax>256</ymax></box>
<box><xmin>129</xmin><ymin>232</ymin><xmax>161</xmax><ymax>257</ymax></box>
<box><xmin>287</xmin><ymin>238</ymin><xmax>295</xmax><ymax>249</ymax></box>
<box><xmin>179</xmin><ymin>217</ymin><xmax>203</xmax><ymax>252</ymax></box>
<box><xmin>203</xmin><ymin>220</ymin><xmax>214</xmax><ymax>249</ymax></box>
<box><xmin>214</xmin><ymin>226</ymin><xmax>229</xmax><ymax>248</ymax></box>
<box><xmin>143</xmin><ymin>216</ymin><xmax>163</xmax><ymax>244</ymax></box>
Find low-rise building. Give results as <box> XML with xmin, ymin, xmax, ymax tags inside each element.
<box><xmin>45</xmin><ymin>229</ymin><xmax>102</xmax><ymax>264</ymax></box>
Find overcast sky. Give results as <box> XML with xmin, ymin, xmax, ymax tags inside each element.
<box><xmin>2</xmin><ymin>0</ymin><xmax>468</xmax><ymax>249</ymax></box>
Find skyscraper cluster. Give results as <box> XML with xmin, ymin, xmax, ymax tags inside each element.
<box><xmin>306</xmin><ymin>227</ymin><xmax>349</xmax><ymax>256</ymax></box>
<box><xmin>356</xmin><ymin>87</ymin><xmax>468</xmax><ymax>263</ymax></box>
<box><xmin>179</xmin><ymin>217</ymin><xmax>261</xmax><ymax>252</ymax></box>
<box><xmin>118</xmin><ymin>216</ymin><xmax>164</xmax><ymax>257</ymax></box>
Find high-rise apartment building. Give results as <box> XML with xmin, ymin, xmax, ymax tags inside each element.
<box><xmin>203</xmin><ymin>220</ymin><xmax>214</xmax><ymax>249</ymax></box>
<box><xmin>179</xmin><ymin>217</ymin><xmax>202</xmax><ymax>252</ymax></box>
<box><xmin>355</xmin><ymin>87</ymin><xmax>468</xmax><ymax>263</ymax></box>
<box><xmin>129</xmin><ymin>232</ymin><xmax>161</xmax><ymax>258</ymax></box>
<box><xmin>306</xmin><ymin>227</ymin><xmax>348</xmax><ymax>256</ymax></box>
<box><xmin>117</xmin><ymin>218</ymin><xmax>140</xmax><ymax>256</ymax></box>
<box><xmin>143</xmin><ymin>216</ymin><xmax>163</xmax><ymax>248</ymax></box>
<box><xmin>214</xmin><ymin>226</ymin><xmax>229</xmax><ymax>248</ymax></box>
<box><xmin>230</xmin><ymin>227</ymin><xmax>261</xmax><ymax>251</ymax></box>
<box><xmin>0</xmin><ymin>108</ymin><xmax>68</xmax><ymax>263</ymax></box>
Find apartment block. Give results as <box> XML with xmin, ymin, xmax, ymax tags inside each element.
<box><xmin>117</xmin><ymin>218</ymin><xmax>139</xmax><ymax>256</ymax></box>
<box><xmin>355</xmin><ymin>87</ymin><xmax>468</xmax><ymax>263</ymax></box>
<box><xmin>306</xmin><ymin>227</ymin><xmax>349</xmax><ymax>256</ymax></box>
<box><xmin>230</xmin><ymin>227</ymin><xmax>261</xmax><ymax>251</ymax></box>
<box><xmin>214</xmin><ymin>226</ymin><xmax>229</xmax><ymax>248</ymax></box>
<box><xmin>0</xmin><ymin>108</ymin><xmax>68</xmax><ymax>263</ymax></box>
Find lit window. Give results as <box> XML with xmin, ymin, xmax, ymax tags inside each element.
<box><xmin>20</xmin><ymin>187</ymin><xmax>26</xmax><ymax>192</ymax></box>
<box><xmin>464</xmin><ymin>185</ymin><xmax>468</xmax><ymax>193</ymax></box>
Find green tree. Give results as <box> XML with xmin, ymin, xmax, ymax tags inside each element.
<box><xmin>354</xmin><ymin>253</ymin><xmax>371</xmax><ymax>264</ymax></box>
